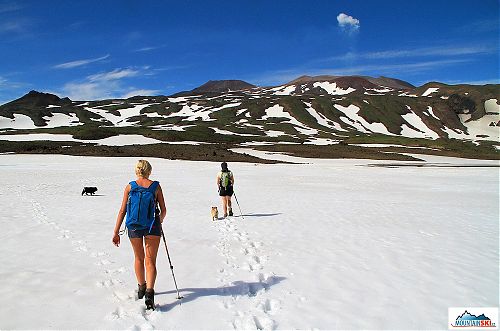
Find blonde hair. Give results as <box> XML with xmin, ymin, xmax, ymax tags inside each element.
<box><xmin>135</xmin><ymin>159</ymin><xmax>152</xmax><ymax>178</ymax></box>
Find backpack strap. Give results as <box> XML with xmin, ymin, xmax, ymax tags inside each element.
<box><xmin>148</xmin><ymin>181</ymin><xmax>159</xmax><ymax>193</ymax></box>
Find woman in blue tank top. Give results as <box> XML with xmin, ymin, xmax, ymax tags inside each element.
<box><xmin>112</xmin><ymin>160</ymin><xmax>166</xmax><ymax>310</ymax></box>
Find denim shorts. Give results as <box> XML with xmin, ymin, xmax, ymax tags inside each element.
<box><xmin>127</xmin><ymin>218</ymin><xmax>162</xmax><ymax>238</ymax></box>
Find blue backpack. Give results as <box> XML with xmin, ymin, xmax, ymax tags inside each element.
<box><xmin>126</xmin><ymin>181</ymin><xmax>159</xmax><ymax>232</ymax></box>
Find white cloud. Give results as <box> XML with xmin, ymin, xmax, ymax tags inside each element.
<box><xmin>53</xmin><ymin>55</ymin><xmax>110</xmax><ymax>69</ymax></box>
<box><xmin>134</xmin><ymin>45</ymin><xmax>166</xmax><ymax>52</ymax></box>
<box><xmin>88</xmin><ymin>68</ymin><xmax>139</xmax><ymax>82</ymax></box>
<box><xmin>61</xmin><ymin>82</ymin><xmax>117</xmax><ymax>100</ymax></box>
<box><xmin>0</xmin><ymin>75</ymin><xmax>25</xmax><ymax>89</ymax></box>
<box><xmin>319</xmin><ymin>44</ymin><xmax>497</xmax><ymax>64</ymax></box>
<box><xmin>135</xmin><ymin>46</ymin><xmax>157</xmax><ymax>52</ymax></box>
<box><xmin>337</xmin><ymin>13</ymin><xmax>360</xmax><ymax>30</ymax></box>
<box><xmin>442</xmin><ymin>78</ymin><xmax>500</xmax><ymax>85</ymax></box>
<box><xmin>365</xmin><ymin>45</ymin><xmax>496</xmax><ymax>59</ymax></box>
<box><xmin>58</xmin><ymin>67</ymin><xmax>159</xmax><ymax>100</ymax></box>
<box><xmin>121</xmin><ymin>89</ymin><xmax>161</xmax><ymax>98</ymax></box>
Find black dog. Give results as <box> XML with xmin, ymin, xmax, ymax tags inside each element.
<box><xmin>82</xmin><ymin>187</ymin><xmax>98</xmax><ymax>196</ymax></box>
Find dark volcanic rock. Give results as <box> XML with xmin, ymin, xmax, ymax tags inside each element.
<box><xmin>176</xmin><ymin>80</ymin><xmax>256</xmax><ymax>96</ymax></box>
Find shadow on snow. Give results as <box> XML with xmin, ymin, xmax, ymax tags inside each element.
<box><xmin>155</xmin><ymin>275</ymin><xmax>286</xmax><ymax>312</ymax></box>
<box><xmin>240</xmin><ymin>213</ymin><xmax>282</xmax><ymax>218</ymax></box>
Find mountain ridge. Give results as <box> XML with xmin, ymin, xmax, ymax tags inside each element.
<box><xmin>174</xmin><ymin>79</ymin><xmax>257</xmax><ymax>96</ymax></box>
<box><xmin>0</xmin><ymin>74</ymin><xmax>498</xmax><ymax>162</ymax></box>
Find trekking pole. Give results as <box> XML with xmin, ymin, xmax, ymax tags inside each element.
<box><xmin>233</xmin><ymin>191</ymin><xmax>245</xmax><ymax>220</ymax></box>
<box><xmin>161</xmin><ymin>228</ymin><xmax>183</xmax><ymax>300</ymax></box>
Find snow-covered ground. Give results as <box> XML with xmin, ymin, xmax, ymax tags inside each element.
<box><xmin>0</xmin><ymin>153</ymin><xmax>498</xmax><ymax>330</ymax></box>
<box><xmin>0</xmin><ymin>134</ymin><xmax>205</xmax><ymax>146</ymax></box>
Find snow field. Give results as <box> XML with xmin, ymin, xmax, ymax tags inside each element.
<box><xmin>0</xmin><ymin>133</ymin><xmax>166</xmax><ymax>146</ymax></box>
<box><xmin>0</xmin><ymin>154</ymin><xmax>498</xmax><ymax>329</ymax></box>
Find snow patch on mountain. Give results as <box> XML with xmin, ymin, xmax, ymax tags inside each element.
<box><xmin>304</xmin><ymin>102</ymin><xmax>347</xmax><ymax>132</ymax></box>
<box><xmin>426</xmin><ymin>106</ymin><xmax>440</xmax><ymax>120</ymax></box>
<box><xmin>42</xmin><ymin>113</ymin><xmax>83</xmax><ymax>128</ymax></box>
<box><xmin>0</xmin><ymin>114</ymin><xmax>37</xmax><ymax>129</ymax></box>
<box><xmin>272</xmin><ymin>85</ymin><xmax>296</xmax><ymax>96</ymax></box>
<box><xmin>305</xmin><ymin>137</ymin><xmax>339</xmax><ymax>145</ymax></box>
<box><xmin>150</xmin><ymin>124</ymin><xmax>194</xmax><ymax>131</ymax></box>
<box><xmin>168</xmin><ymin>96</ymin><xmax>190</xmax><ymax>103</ymax></box>
<box><xmin>401</xmin><ymin>107</ymin><xmax>439</xmax><ymax>139</ymax></box>
<box><xmin>210</xmin><ymin>127</ymin><xmax>260</xmax><ymax>137</ymax></box>
<box><xmin>334</xmin><ymin>104</ymin><xmax>393</xmax><ymax>135</ymax></box>
<box><xmin>294</xmin><ymin>126</ymin><xmax>318</xmax><ymax>135</ymax></box>
<box><xmin>353</xmin><ymin>143</ymin><xmax>441</xmax><ymax>150</ymax></box>
<box><xmin>313</xmin><ymin>82</ymin><xmax>355</xmax><ymax>95</ymax></box>
<box><xmin>422</xmin><ymin>87</ymin><xmax>439</xmax><ymax>97</ymax></box>
<box><xmin>460</xmin><ymin>114</ymin><xmax>500</xmax><ymax>140</ymax></box>
<box><xmin>261</xmin><ymin>105</ymin><xmax>318</xmax><ymax>135</ymax></box>
<box><xmin>167</xmin><ymin>102</ymin><xmax>241</xmax><ymax>122</ymax></box>
<box><xmin>364</xmin><ymin>87</ymin><xmax>393</xmax><ymax>96</ymax></box>
<box><xmin>484</xmin><ymin>99</ymin><xmax>500</xmax><ymax>113</ymax></box>
<box><xmin>398</xmin><ymin>92</ymin><xmax>418</xmax><ymax>98</ymax></box>
<box><xmin>441</xmin><ymin>127</ymin><xmax>467</xmax><ymax>140</ymax></box>
<box><xmin>265</xmin><ymin>130</ymin><xmax>287</xmax><ymax>137</ymax></box>
<box><xmin>167</xmin><ymin>104</ymin><xmax>210</xmax><ymax>121</ymax></box>
<box><xmin>242</xmin><ymin>123</ymin><xmax>264</xmax><ymax>129</ymax></box>
<box><xmin>85</xmin><ymin>104</ymin><xmax>155</xmax><ymax>127</ymax></box>
<box><xmin>236</xmin><ymin>109</ymin><xmax>248</xmax><ymax>116</ymax></box>
<box><xmin>368</xmin><ymin>87</ymin><xmax>393</xmax><ymax>93</ymax></box>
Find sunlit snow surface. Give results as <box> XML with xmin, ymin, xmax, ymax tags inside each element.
<box><xmin>0</xmin><ymin>153</ymin><xmax>497</xmax><ymax>330</ymax></box>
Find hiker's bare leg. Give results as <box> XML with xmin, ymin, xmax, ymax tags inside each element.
<box><xmin>221</xmin><ymin>196</ymin><xmax>228</xmax><ymax>216</ymax></box>
<box><xmin>144</xmin><ymin>235</ymin><xmax>161</xmax><ymax>289</ymax></box>
<box><xmin>228</xmin><ymin>196</ymin><xmax>232</xmax><ymax>210</ymax></box>
<box><xmin>130</xmin><ymin>237</ymin><xmax>146</xmax><ymax>285</ymax></box>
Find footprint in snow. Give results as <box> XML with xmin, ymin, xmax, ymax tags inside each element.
<box><xmin>232</xmin><ymin>312</ymin><xmax>277</xmax><ymax>330</ymax></box>
<box><xmin>112</xmin><ymin>290</ymin><xmax>133</xmax><ymax>302</ymax></box>
<box><xmin>91</xmin><ymin>251</ymin><xmax>108</xmax><ymax>258</ymax></box>
<box><xmin>257</xmin><ymin>299</ymin><xmax>281</xmax><ymax>315</ymax></box>
<box><xmin>96</xmin><ymin>259</ymin><xmax>112</xmax><ymax>266</ymax></box>
<box><xmin>242</xmin><ymin>247</ymin><xmax>257</xmax><ymax>256</ymax></box>
<box><xmin>104</xmin><ymin>267</ymin><xmax>126</xmax><ymax>275</ymax></box>
<box><xmin>96</xmin><ymin>278</ymin><xmax>122</xmax><ymax>288</ymax></box>
<box><xmin>107</xmin><ymin>307</ymin><xmax>127</xmax><ymax>320</ymax></box>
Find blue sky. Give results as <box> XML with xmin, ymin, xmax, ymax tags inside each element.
<box><xmin>0</xmin><ymin>0</ymin><xmax>498</xmax><ymax>103</ymax></box>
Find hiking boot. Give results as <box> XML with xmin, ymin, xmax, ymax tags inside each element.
<box><xmin>137</xmin><ymin>283</ymin><xmax>147</xmax><ymax>299</ymax></box>
<box><xmin>145</xmin><ymin>289</ymin><xmax>155</xmax><ymax>310</ymax></box>
<box><xmin>223</xmin><ymin>213</ymin><xmax>228</xmax><ymax>218</ymax></box>
<box><xmin>228</xmin><ymin>208</ymin><xmax>233</xmax><ymax>216</ymax></box>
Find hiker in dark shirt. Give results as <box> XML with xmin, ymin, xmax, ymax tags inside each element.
<box><xmin>217</xmin><ymin>162</ymin><xmax>234</xmax><ymax>217</ymax></box>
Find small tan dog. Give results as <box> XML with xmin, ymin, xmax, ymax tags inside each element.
<box><xmin>211</xmin><ymin>206</ymin><xmax>219</xmax><ymax>221</ymax></box>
